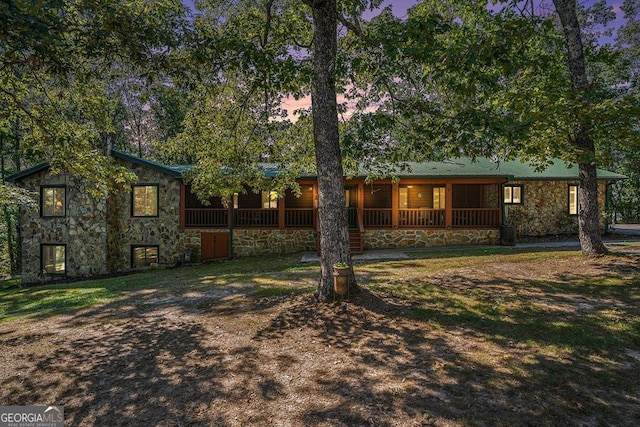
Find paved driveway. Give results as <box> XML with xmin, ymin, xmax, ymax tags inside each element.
<box><xmin>611</xmin><ymin>224</ymin><xmax>640</xmax><ymax>235</ymax></box>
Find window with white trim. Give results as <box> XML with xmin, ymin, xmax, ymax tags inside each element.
<box><xmin>504</xmin><ymin>185</ymin><xmax>523</xmax><ymax>204</ymax></box>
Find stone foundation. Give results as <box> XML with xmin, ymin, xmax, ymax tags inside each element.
<box><xmin>364</xmin><ymin>229</ymin><xmax>500</xmax><ymax>249</ymax></box>
<box><xmin>232</xmin><ymin>229</ymin><xmax>317</xmax><ymax>257</ymax></box>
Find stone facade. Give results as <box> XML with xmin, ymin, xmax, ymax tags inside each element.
<box><xmin>111</xmin><ymin>159</ymin><xmax>200</xmax><ymax>269</ymax></box>
<box><xmin>14</xmin><ymin>157</ymin><xmax>613</xmax><ymax>283</ymax></box>
<box><xmin>18</xmin><ymin>171</ymin><xmax>109</xmax><ymax>283</ymax></box>
<box><xmin>505</xmin><ymin>180</ymin><xmax>607</xmax><ymax>237</ymax></box>
<box><xmin>364</xmin><ymin>229</ymin><xmax>499</xmax><ymax>249</ymax></box>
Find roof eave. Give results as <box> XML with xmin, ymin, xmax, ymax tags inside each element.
<box><xmin>4</xmin><ymin>163</ymin><xmax>51</xmax><ymax>183</ymax></box>
<box><xmin>111</xmin><ymin>150</ymin><xmax>183</xmax><ymax>179</ymax></box>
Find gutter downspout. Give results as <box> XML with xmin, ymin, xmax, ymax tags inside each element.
<box><xmin>501</xmin><ymin>178</ymin><xmax>509</xmax><ymax>225</ymax></box>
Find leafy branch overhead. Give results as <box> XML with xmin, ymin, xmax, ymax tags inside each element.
<box><xmin>1</xmin><ymin>0</ymin><xmax>189</xmax><ymax>195</ymax></box>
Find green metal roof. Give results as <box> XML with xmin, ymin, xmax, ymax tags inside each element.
<box><xmin>111</xmin><ymin>150</ymin><xmax>183</xmax><ymax>178</ymax></box>
<box><xmin>5</xmin><ymin>151</ymin><xmax>626</xmax><ymax>184</ymax></box>
<box><xmin>392</xmin><ymin>158</ymin><xmax>625</xmax><ymax>181</ymax></box>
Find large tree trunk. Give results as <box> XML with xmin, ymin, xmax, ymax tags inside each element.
<box><xmin>553</xmin><ymin>0</ymin><xmax>607</xmax><ymax>255</ymax></box>
<box><xmin>308</xmin><ymin>0</ymin><xmax>354</xmax><ymax>301</ymax></box>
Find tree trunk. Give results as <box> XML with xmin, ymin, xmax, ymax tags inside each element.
<box><xmin>553</xmin><ymin>0</ymin><xmax>607</xmax><ymax>255</ymax></box>
<box><xmin>1</xmin><ymin>135</ymin><xmax>17</xmax><ymax>273</ymax></box>
<box><xmin>308</xmin><ymin>0</ymin><xmax>354</xmax><ymax>301</ymax></box>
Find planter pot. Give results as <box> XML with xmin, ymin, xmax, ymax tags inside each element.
<box><xmin>333</xmin><ymin>266</ymin><xmax>350</xmax><ymax>296</ymax></box>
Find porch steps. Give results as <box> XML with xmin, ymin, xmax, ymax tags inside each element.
<box><xmin>349</xmin><ymin>230</ymin><xmax>364</xmax><ymax>254</ymax></box>
<box><xmin>315</xmin><ymin>229</ymin><xmax>364</xmax><ymax>255</ymax></box>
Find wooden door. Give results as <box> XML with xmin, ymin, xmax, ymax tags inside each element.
<box><xmin>201</xmin><ymin>232</ymin><xmax>229</xmax><ymax>260</ymax></box>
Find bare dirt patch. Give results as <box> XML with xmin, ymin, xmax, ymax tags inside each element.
<box><xmin>1</xmin><ymin>249</ymin><xmax>640</xmax><ymax>426</ymax></box>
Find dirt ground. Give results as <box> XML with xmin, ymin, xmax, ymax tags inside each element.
<box><xmin>1</xmin><ymin>249</ymin><xmax>640</xmax><ymax>426</ymax></box>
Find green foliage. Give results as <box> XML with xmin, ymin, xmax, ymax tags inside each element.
<box><xmin>163</xmin><ymin>0</ymin><xmax>318</xmax><ymax>203</ymax></box>
<box><xmin>338</xmin><ymin>0</ymin><xmax>639</xmax><ymax>171</ymax></box>
<box><xmin>1</xmin><ymin>0</ymin><xmax>189</xmax><ymax>196</ymax></box>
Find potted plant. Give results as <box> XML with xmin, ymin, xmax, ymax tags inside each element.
<box><xmin>333</xmin><ymin>262</ymin><xmax>350</xmax><ymax>297</ymax></box>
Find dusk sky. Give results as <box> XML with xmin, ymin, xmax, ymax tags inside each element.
<box><xmin>184</xmin><ymin>1</ymin><xmax>627</xmax><ymax>24</ymax></box>
<box><xmin>182</xmin><ymin>0</ymin><xmax>628</xmax><ymax>117</ymax></box>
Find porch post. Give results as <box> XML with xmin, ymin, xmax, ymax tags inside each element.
<box><xmin>392</xmin><ymin>182</ymin><xmax>399</xmax><ymax>228</ymax></box>
<box><xmin>228</xmin><ymin>202</ymin><xmax>234</xmax><ymax>259</ymax></box>
<box><xmin>357</xmin><ymin>180</ymin><xmax>365</xmax><ymax>227</ymax></box>
<box><xmin>278</xmin><ymin>195</ymin><xmax>285</xmax><ymax>229</ymax></box>
<box><xmin>445</xmin><ymin>181</ymin><xmax>453</xmax><ymax>229</ymax></box>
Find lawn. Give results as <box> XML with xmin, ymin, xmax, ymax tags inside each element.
<box><xmin>1</xmin><ymin>244</ymin><xmax>639</xmax><ymax>426</ymax></box>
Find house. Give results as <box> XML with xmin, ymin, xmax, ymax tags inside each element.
<box><xmin>7</xmin><ymin>150</ymin><xmax>625</xmax><ymax>283</ymax></box>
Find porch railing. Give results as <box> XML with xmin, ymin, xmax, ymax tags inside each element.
<box><xmin>185</xmin><ymin>208</ymin><xmax>312</xmax><ymax>228</ymax></box>
<box><xmin>185</xmin><ymin>208</ymin><xmax>228</xmax><ymax>228</ymax></box>
<box><xmin>185</xmin><ymin>207</ymin><xmax>501</xmax><ymax>229</ymax></box>
<box><xmin>284</xmin><ymin>208</ymin><xmax>314</xmax><ymax>227</ymax></box>
<box><xmin>233</xmin><ymin>209</ymin><xmax>278</xmax><ymax>228</ymax></box>
<box><xmin>452</xmin><ymin>208</ymin><xmax>500</xmax><ymax>228</ymax></box>
<box><xmin>363</xmin><ymin>208</ymin><xmax>392</xmax><ymax>228</ymax></box>
<box><xmin>399</xmin><ymin>209</ymin><xmax>445</xmax><ymax>227</ymax></box>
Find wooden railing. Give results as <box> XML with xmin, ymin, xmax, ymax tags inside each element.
<box><xmin>399</xmin><ymin>209</ymin><xmax>445</xmax><ymax>227</ymax></box>
<box><xmin>185</xmin><ymin>208</ymin><xmax>229</xmax><ymax>228</ymax></box>
<box><xmin>452</xmin><ymin>208</ymin><xmax>500</xmax><ymax>228</ymax></box>
<box><xmin>185</xmin><ymin>208</ymin><xmax>313</xmax><ymax>228</ymax></box>
<box><xmin>347</xmin><ymin>207</ymin><xmax>359</xmax><ymax>229</ymax></box>
<box><xmin>284</xmin><ymin>208</ymin><xmax>314</xmax><ymax>227</ymax></box>
<box><xmin>185</xmin><ymin>207</ymin><xmax>500</xmax><ymax>229</ymax></box>
<box><xmin>363</xmin><ymin>208</ymin><xmax>392</xmax><ymax>228</ymax></box>
<box><xmin>233</xmin><ymin>209</ymin><xmax>278</xmax><ymax>227</ymax></box>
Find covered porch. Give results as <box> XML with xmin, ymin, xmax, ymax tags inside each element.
<box><xmin>180</xmin><ymin>178</ymin><xmax>504</xmax><ymax>231</ymax></box>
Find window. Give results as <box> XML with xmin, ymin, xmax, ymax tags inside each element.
<box><xmin>41</xmin><ymin>186</ymin><xmax>65</xmax><ymax>217</ymax></box>
<box><xmin>399</xmin><ymin>187</ymin><xmax>408</xmax><ymax>208</ymax></box>
<box><xmin>433</xmin><ymin>187</ymin><xmax>446</xmax><ymax>209</ymax></box>
<box><xmin>261</xmin><ymin>191</ymin><xmax>278</xmax><ymax>209</ymax></box>
<box><xmin>132</xmin><ymin>245</ymin><xmax>159</xmax><ymax>268</ymax></box>
<box><xmin>132</xmin><ymin>185</ymin><xmax>158</xmax><ymax>217</ymax></box>
<box><xmin>504</xmin><ymin>185</ymin><xmax>523</xmax><ymax>204</ymax></box>
<box><xmin>568</xmin><ymin>185</ymin><xmax>578</xmax><ymax>215</ymax></box>
<box><xmin>399</xmin><ymin>185</ymin><xmax>444</xmax><ymax>209</ymax></box>
<box><xmin>41</xmin><ymin>244</ymin><xmax>66</xmax><ymax>275</ymax></box>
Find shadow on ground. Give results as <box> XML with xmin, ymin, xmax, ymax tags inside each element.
<box><xmin>1</xmin><ymin>251</ymin><xmax>639</xmax><ymax>426</ymax></box>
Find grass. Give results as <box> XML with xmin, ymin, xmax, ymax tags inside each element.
<box><xmin>1</xmin><ymin>245</ymin><xmax>639</xmax><ymax>339</ymax></box>
<box><xmin>1</xmin><ymin>243</ymin><xmax>639</xmax><ymax>425</ymax></box>
<box><xmin>0</xmin><ymin>253</ymin><xmax>318</xmax><ymax>323</ymax></box>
